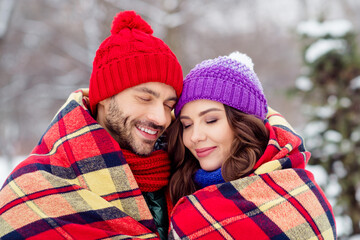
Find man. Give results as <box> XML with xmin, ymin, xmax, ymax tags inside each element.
<box><xmin>0</xmin><ymin>11</ymin><xmax>182</xmax><ymax>240</ymax></box>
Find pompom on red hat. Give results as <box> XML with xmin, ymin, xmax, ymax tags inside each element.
<box><xmin>89</xmin><ymin>11</ymin><xmax>183</xmax><ymax>114</ymax></box>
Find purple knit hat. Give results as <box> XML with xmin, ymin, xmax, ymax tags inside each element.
<box><xmin>175</xmin><ymin>51</ymin><xmax>267</xmax><ymax>120</ymax></box>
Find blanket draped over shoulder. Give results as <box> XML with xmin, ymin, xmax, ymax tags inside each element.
<box><xmin>0</xmin><ymin>89</ymin><xmax>163</xmax><ymax>240</ymax></box>
<box><xmin>169</xmin><ymin>108</ymin><xmax>337</xmax><ymax>240</ymax></box>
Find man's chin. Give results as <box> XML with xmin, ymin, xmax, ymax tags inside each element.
<box><xmin>131</xmin><ymin>141</ymin><xmax>156</xmax><ymax>156</ymax></box>
<box><xmin>133</xmin><ymin>148</ymin><xmax>153</xmax><ymax>156</ymax></box>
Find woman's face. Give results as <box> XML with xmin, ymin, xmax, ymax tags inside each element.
<box><xmin>180</xmin><ymin>99</ymin><xmax>235</xmax><ymax>171</ymax></box>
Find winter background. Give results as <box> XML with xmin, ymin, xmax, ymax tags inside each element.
<box><xmin>0</xmin><ymin>0</ymin><xmax>360</xmax><ymax>239</ymax></box>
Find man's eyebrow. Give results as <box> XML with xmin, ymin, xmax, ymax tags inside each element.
<box><xmin>179</xmin><ymin>108</ymin><xmax>222</xmax><ymax>119</ymax></box>
<box><xmin>134</xmin><ymin>87</ymin><xmax>159</xmax><ymax>97</ymax></box>
<box><xmin>166</xmin><ymin>96</ymin><xmax>178</xmax><ymax>102</ymax></box>
<box><xmin>134</xmin><ymin>86</ymin><xmax>177</xmax><ymax>102</ymax></box>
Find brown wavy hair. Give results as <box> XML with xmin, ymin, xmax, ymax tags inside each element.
<box><xmin>167</xmin><ymin>105</ymin><xmax>269</xmax><ymax>204</ymax></box>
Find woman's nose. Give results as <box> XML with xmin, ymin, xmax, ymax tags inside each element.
<box><xmin>190</xmin><ymin>125</ymin><xmax>206</xmax><ymax>143</ymax></box>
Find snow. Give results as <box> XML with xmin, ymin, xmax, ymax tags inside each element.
<box><xmin>339</xmin><ymin>97</ymin><xmax>352</xmax><ymax>108</ymax></box>
<box><xmin>350</xmin><ymin>235</ymin><xmax>360</xmax><ymax>240</ymax></box>
<box><xmin>0</xmin><ymin>0</ymin><xmax>15</xmax><ymax>38</ymax></box>
<box><xmin>327</xmin><ymin>95</ymin><xmax>338</xmax><ymax>106</ymax></box>
<box><xmin>350</xmin><ymin>76</ymin><xmax>360</xmax><ymax>90</ymax></box>
<box><xmin>303</xmin><ymin>120</ymin><xmax>328</xmax><ymax>137</ymax></box>
<box><xmin>333</xmin><ymin>161</ymin><xmax>347</xmax><ymax>178</ymax></box>
<box><xmin>305</xmin><ymin>39</ymin><xmax>346</xmax><ymax>63</ymax></box>
<box><xmin>326</xmin><ymin>175</ymin><xmax>342</xmax><ymax>198</ymax></box>
<box><xmin>306</xmin><ymin>164</ymin><xmax>352</xmax><ymax>237</ymax></box>
<box><xmin>336</xmin><ymin>215</ymin><xmax>353</xmax><ymax>237</ymax></box>
<box><xmin>297</xmin><ymin>19</ymin><xmax>353</xmax><ymax>38</ymax></box>
<box><xmin>324</xmin><ymin>130</ymin><xmax>342</xmax><ymax>143</ymax></box>
<box><xmin>163</xmin><ymin>0</ymin><xmax>180</xmax><ymax>11</ymax></box>
<box><xmin>306</xmin><ymin>164</ymin><xmax>328</xmax><ymax>186</ymax></box>
<box><xmin>193</xmin><ymin>7</ymin><xmax>254</xmax><ymax>35</ymax></box>
<box><xmin>323</xmin><ymin>143</ymin><xmax>339</xmax><ymax>156</ymax></box>
<box><xmin>351</xmin><ymin>130</ymin><xmax>360</xmax><ymax>142</ymax></box>
<box><xmin>305</xmin><ymin>135</ymin><xmax>323</xmax><ymax>149</ymax></box>
<box><xmin>0</xmin><ymin>156</ymin><xmax>24</xmax><ymax>185</ymax></box>
<box><xmin>356</xmin><ymin>184</ymin><xmax>360</xmax><ymax>202</ymax></box>
<box><xmin>340</xmin><ymin>139</ymin><xmax>352</xmax><ymax>153</ymax></box>
<box><xmin>295</xmin><ymin>76</ymin><xmax>313</xmax><ymax>91</ymax></box>
<box><xmin>299</xmin><ymin>19</ymin><xmax>353</xmax><ymax>64</ymax></box>
<box><xmin>316</xmin><ymin>105</ymin><xmax>335</xmax><ymax>119</ymax></box>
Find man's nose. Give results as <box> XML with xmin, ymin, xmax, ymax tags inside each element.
<box><xmin>147</xmin><ymin>103</ymin><xmax>169</xmax><ymax>127</ymax></box>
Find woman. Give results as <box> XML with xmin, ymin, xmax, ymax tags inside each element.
<box><xmin>167</xmin><ymin>52</ymin><xmax>336</xmax><ymax>239</ymax></box>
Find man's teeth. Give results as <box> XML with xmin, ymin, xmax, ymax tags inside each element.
<box><xmin>138</xmin><ymin>127</ymin><xmax>157</xmax><ymax>135</ymax></box>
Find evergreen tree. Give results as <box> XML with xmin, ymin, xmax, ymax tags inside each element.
<box><xmin>295</xmin><ymin>19</ymin><xmax>360</xmax><ymax>237</ymax></box>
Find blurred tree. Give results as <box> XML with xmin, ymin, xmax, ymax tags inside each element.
<box><xmin>295</xmin><ymin>19</ymin><xmax>360</xmax><ymax>237</ymax></box>
<box><xmin>0</xmin><ymin>0</ymin><xmax>97</xmax><ymax>166</ymax></box>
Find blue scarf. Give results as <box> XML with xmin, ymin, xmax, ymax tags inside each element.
<box><xmin>193</xmin><ymin>168</ymin><xmax>225</xmax><ymax>188</ymax></box>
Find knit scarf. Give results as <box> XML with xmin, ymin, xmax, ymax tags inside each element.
<box><xmin>193</xmin><ymin>168</ymin><xmax>225</xmax><ymax>188</ymax></box>
<box><xmin>122</xmin><ymin>149</ymin><xmax>171</xmax><ymax>192</ymax></box>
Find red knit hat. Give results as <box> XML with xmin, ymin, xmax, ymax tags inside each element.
<box><xmin>89</xmin><ymin>11</ymin><xmax>183</xmax><ymax>114</ymax></box>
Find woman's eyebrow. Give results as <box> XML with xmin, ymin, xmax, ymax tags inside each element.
<box><xmin>198</xmin><ymin>108</ymin><xmax>222</xmax><ymax>116</ymax></box>
<box><xmin>180</xmin><ymin>108</ymin><xmax>222</xmax><ymax>120</ymax></box>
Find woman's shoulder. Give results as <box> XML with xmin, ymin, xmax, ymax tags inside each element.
<box><xmin>170</xmin><ymin>169</ymin><xmax>336</xmax><ymax>239</ymax></box>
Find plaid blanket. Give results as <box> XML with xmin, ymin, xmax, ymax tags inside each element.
<box><xmin>169</xmin><ymin>108</ymin><xmax>337</xmax><ymax>240</ymax></box>
<box><xmin>0</xmin><ymin>89</ymin><xmax>162</xmax><ymax>239</ymax></box>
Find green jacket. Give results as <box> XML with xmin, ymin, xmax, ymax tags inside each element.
<box><xmin>143</xmin><ymin>188</ymin><xmax>169</xmax><ymax>240</ymax></box>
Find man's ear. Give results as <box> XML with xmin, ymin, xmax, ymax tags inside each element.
<box><xmin>96</xmin><ymin>97</ymin><xmax>111</xmax><ymax>120</ymax></box>
<box><xmin>98</xmin><ymin>98</ymin><xmax>110</xmax><ymax>108</ymax></box>
<box><xmin>101</xmin><ymin>96</ymin><xmax>114</xmax><ymax>109</ymax></box>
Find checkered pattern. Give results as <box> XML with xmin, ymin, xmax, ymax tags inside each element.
<box><xmin>169</xmin><ymin>108</ymin><xmax>337</xmax><ymax>240</ymax></box>
<box><xmin>0</xmin><ymin>89</ymin><xmax>162</xmax><ymax>239</ymax></box>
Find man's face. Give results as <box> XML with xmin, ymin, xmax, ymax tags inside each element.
<box><xmin>98</xmin><ymin>82</ymin><xmax>177</xmax><ymax>156</ymax></box>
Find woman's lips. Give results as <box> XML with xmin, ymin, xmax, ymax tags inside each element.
<box><xmin>195</xmin><ymin>147</ymin><xmax>217</xmax><ymax>158</ymax></box>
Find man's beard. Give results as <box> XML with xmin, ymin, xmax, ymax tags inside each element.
<box><xmin>104</xmin><ymin>98</ymin><xmax>164</xmax><ymax>156</ymax></box>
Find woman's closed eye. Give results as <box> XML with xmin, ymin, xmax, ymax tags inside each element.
<box><xmin>181</xmin><ymin>122</ymin><xmax>192</xmax><ymax>129</ymax></box>
<box><xmin>206</xmin><ymin>119</ymin><xmax>218</xmax><ymax>124</ymax></box>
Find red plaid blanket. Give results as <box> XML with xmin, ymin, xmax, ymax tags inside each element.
<box><xmin>169</xmin><ymin>108</ymin><xmax>336</xmax><ymax>240</ymax></box>
<box><xmin>0</xmin><ymin>89</ymin><xmax>162</xmax><ymax>239</ymax></box>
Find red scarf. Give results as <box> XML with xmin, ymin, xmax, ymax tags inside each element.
<box><xmin>122</xmin><ymin>149</ymin><xmax>171</xmax><ymax>192</ymax></box>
